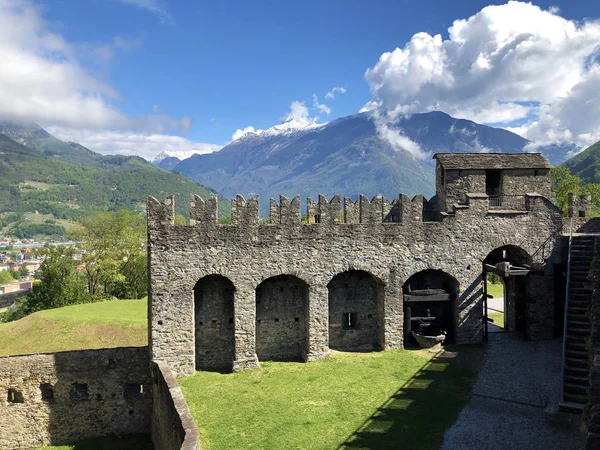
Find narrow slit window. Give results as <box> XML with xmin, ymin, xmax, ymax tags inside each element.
<box><xmin>7</xmin><ymin>389</ymin><xmax>24</xmax><ymax>404</ymax></box>
<box><xmin>124</xmin><ymin>383</ymin><xmax>144</xmax><ymax>399</ymax></box>
<box><xmin>342</xmin><ymin>312</ymin><xmax>359</xmax><ymax>330</ymax></box>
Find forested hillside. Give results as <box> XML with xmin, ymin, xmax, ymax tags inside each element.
<box><xmin>0</xmin><ymin>130</ymin><xmax>229</xmax><ymax>234</ymax></box>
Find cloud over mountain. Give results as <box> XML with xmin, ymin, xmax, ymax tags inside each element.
<box><xmin>365</xmin><ymin>1</ymin><xmax>600</xmax><ymax>148</ymax></box>
<box><xmin>0</xmin><ymin>0</ymin><xmax>207</xmax><ymax>159</ymax></box>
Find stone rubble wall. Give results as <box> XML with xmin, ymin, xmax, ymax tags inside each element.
<box><xmin>441</xmin><ymin>168</ymin><xmax>552</xmax><ymax>212</ymax></box>
<box><xmin>0</xmin><ymin>347</ymin><xmax>151</xmax><ymax>449</ymax></box>
<box><xmin>0</xmin><ymin>290</ymin><xmax>27</xmax><ymax>309</ymax></box>
<box><xmin>148</xmin><ymin>193</ymin><xmax>565</xmax><ymax>377</ymax></box>
<box><xmin>152</xmin><ymin>361</ymin><xmax>200</xmax><ymax>450</ymax></box>
<box><xmin>585</xmin><ymin>237</ymin><xmax>600</xmax><ymax>449</ymax></box>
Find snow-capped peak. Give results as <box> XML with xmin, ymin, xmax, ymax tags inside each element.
<box><xmin>233</xmin><ymin>117</ymin><xmax>325</xmax><ymax>142</ymax></box>
<box><xmin>152</xmin><ymin>151</ymin><xmax>171</xmax><ymax>163</ymax></box>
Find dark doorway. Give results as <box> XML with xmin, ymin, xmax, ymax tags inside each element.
<box><xmin>194</xmin><ymin>275</ymin><xmax>235</xmax><ymax>372</ymax></box>
<box><xmin>402</xmin><ymin>270</ymin><xmax>458</xmax><ymax>346</ymax></box>
<box><xmin>486</xmin><ymin>170</ymin><xmax>501</xmax><ymax>197</ymax></box>
<box><xmin>255</xmin><ymin>275</ymin><xmax>308</xmax><ymax>362</ymax></box>
<box><xmin>483</xmin><ymin>245</ymin><xmax>531</xmax><ymax>338</ymax></box>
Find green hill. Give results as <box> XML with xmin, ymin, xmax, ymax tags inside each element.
<box><xmin>0</xmin><ymin>299</ymin><xmax>147</xmax><ymax>356</ymax></box>
<box><xmin>563</xmin><ymin>139</ymin><xmax>600</xmax><ymax>182</ymax></box>
<box><xmin>0</xmin><ymin>129</ymin><xmax>230</xmax><ymax>234</ymax></box>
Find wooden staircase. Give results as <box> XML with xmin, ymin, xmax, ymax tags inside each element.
<box><xmin>561</xmin><ymin>236</ymin><xmax>594</xmax><ymax>411</ymax></box>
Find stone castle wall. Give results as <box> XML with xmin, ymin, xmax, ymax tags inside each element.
<box><xmin>152</xmin><ymin>362</ymin><xmax>200</xmax><ymax>450</ymax></box>
<box><xmin>0</xmin><ymin>347</ymin><xmax>152</xmax><ymax>449</ymax></box>
<box><xmin>439</xmin><ymin>168</ymin><xmax>552</xmax><ymax>211</ymax></box>
<box><xmin>148</xmin><ymin>192</ymin><xmax>565</xmax><ymax>377</ymax></box>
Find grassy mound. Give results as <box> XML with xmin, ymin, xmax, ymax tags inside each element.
<box><xmin>181</xmin><ymin>346</ymin><xmax>482</xmax><ymax>450</ymax></box>
<box><xmin>0</xmin><ymin>299</ymin><xmax>147</xmax><ymax>356</ymax></box>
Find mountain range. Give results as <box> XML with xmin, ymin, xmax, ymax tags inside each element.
<box><xmin>158</xmin><ymin>111</ymin><xmax>578</xmax><ymax>212</ymax></box>
<box><xmin>0</xmin><ymin>122</ymin><xmax>229</xmax><ymax>232</ymax></box>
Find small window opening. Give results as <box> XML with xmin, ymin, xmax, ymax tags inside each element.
<box><xmin>294</xmin><ymin>285</ymin><xmax>299</xmax><ymax>290</ymax></box>
<box><xmin>579</xmin><ymin>210</ymin><xmax>586</xmax><ymax>218</ymax></box>
<box><xmin>40</xmin><ymin>384</ymin><xmax>54</xmax><ymax>402</ymax></box>
<box><xmin>124</xmin><ymin>383</ymin><xmax>143</xmax><ymax>399</ymax></box>
<box><xmin>198</xmin><ymin>321</ymin><xmax>203</xmax><ymax>326</ymax></box>
<box><xmin>342</xmin><ymin>312</ymin><xmax>359</xmax><ymax>330</ymax></box>
<box><xmin>212</xmin><ymin>319</ymin><xmax>217</xmax><ymax>324</ymax></box>
<box><xmin>274</xmin><ymin>318</ymin><xmax>279</xmax><ymax>322</ymax></box>
<box><xmin>157</xmin><ymin>320</ymin><xmax>163</xmax><ymax>326</ymax></box>
<box><xmin>314</xmin><ymin>214</ymin><xmax>321</xmax><ymax>224</ymax></box>
<box><xmin>280</xmin><ymin>287</ymin><xmax>284</xmax><ymax>292</ymax></box>
<box><xmin>295</xmin><ymin>317</ymin><xmax>300</xmax><ymax>322</ymax></box>
<box><xmin>7</xmin><ymin>389</ymin><xmax>24</xmax><ymax>404</ymax></box>
<box><xmin>69</xmin><ymin>383</ymin><xmax>89</xmax><ymax>402</ymax></box>
<box><xmin>367</xmin><ymin>314</ymin><xmax>373</xmax><ymax>319</ymax></box>
<box><xmin>129</xmin><ymin>410</ymin><xmax>134</xmax><ymax>415</ymax></box>
<box><xmin>229</xmin><ymin>317</ymin><xmax>234</xmax><ymax>324</ymax></box>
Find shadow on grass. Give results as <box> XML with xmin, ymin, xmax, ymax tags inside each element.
<box><xmin>339</xmin><ymin>345</ymin><xmax>483</xmax><ymax>450</ymax></box>
<box><xmin>53</xmin><ymin>433</ymin><xmax>152</xmax><ymax>450</ymax></box>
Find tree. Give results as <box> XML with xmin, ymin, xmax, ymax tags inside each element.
<box><xmin>0</xmin><ymin>270</ymin><xmax>14</xmax><ymax>284</ymax></box>
<box><xmin>550</xmin><ymin>167</ymin><xmax>600</xmax><ymax>216</ymax></box>
<box><xmin>20</xmin><ymin>246</ymin><xmax>89</xmax><ymax>315</ymax></box>
<box><xmin>19</xmin><ymin>264</ymin><xmax>29</xmax><ymax>279</ymax></box>
<box><xmin>8</xmin><ymin>269</ymin><xmax>20</xmax><ymax>280</ymax></box>
<box><xmin>70</xmin><ymin>210</ymin><xmax>147</xmax><ymax>298</ymax></box>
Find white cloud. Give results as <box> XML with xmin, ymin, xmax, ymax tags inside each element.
<box><xmin>325</xmin><ymin>86</ymin><xmax>347</xmax><ymax>99</ymax></box>
<box><xmin>364</xmin><ymin>1</ymin><xmax>600</xmax><ymax>148</ymax></box>
<box><xmin>47</xmin><ymin>127</ymin><xmax>221</xmax><ymax>161</ymax></box>
<box><xmin>115</xmin><ymin>0</ymin><xmax>172</xmax><ymax>23</ymax></box>
<box><xmin>0</xmin><ymin>0</ymin><xmax>186</xmax><ymax>133</ymax></box>
<box><xmin>312</xmin><ymin>94</ymin><xmax>331</xmax><ymax>115</ymax></box>
<box><xmin>231</xmin><ymin>126</ymin><xmax>259</xmax><ymax>141</ymax></box>
<box><xmin>371</xmin><ymin>110</ymin><xmax>427</xmax><ymax>159</ymax></box>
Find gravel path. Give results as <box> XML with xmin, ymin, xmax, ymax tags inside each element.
<box><xmin>441</xmin><ymin>333</ymin><xmax>586</xmax><ymax>450</ymax></box>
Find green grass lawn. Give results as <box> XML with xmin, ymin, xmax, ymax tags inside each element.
<box><xmin>0</xmin><ymin>299</ymin><xmax>147</xmax><ymax>356</ymax></box>
<box><xmin>181</xmin><ymin>346</ymin><xmax>483</xmax><ymax>450</ymax></box>
<box><xmin>486</xmin><ymin>283</ymin><xmax>504</xmax><ymax>298</ymax></box>
<box><xmin>35</xmin><ymin>434</ymin><xmax>152</xmax><ymax>450</ymax></box>
<box><xmin>488</xmin><ymin>312</ymin><xmax>504</xmax><ymax>329</ymax></box>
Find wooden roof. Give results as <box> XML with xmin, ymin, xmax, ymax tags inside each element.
<box><xmin>433</xmin><ymin>153</ymin><xmax>551</xmax><ymax>170</ymax></box>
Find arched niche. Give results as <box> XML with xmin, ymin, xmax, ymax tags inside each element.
<box><xmin>255</xmin><ymin>275</ymin><xmax>309</xmax><ymax>362</ymax></box>
<box><xmin>194</xmin><ymin>274</ymin><xmax>235</xmax><ymax>372</ymax></box>
<box><xmin>327</xmin><ymin>270</ymin><xmax>383</xmax><ymax>352</ymax></box>
<box><xmin>402</xmin><ymin>269</ymin><xmax>459</xmax><ymax>346</ymax></box>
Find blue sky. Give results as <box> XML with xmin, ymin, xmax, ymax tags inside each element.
<box><xmin>1</xmin><ymin>0</ymin><xmax>600</xmax><ymax>159</ymax></box>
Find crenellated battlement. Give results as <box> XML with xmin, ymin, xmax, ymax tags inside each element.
<box><xmin>147</xmin><ymin>194</ymin><xmax>175</xmax><ymax>227</ymax></box>
<box><xmin>270</xmin><ymin>195</ymin><xmax>302</xmax><ymax>224</ymax></box>
<box><xmin>307</xmin><ymin>195</ymin><xmax>342</xmax><ymax>224</ymax></box>
<box><xmin>190</xmin><ymin>194</ymin><xmax>218</xmax><ymax>225</ymax></box>
<box><xmin>147</xmin><ymin>191</ymin><xmax>562</xmax><ymax>233</ymax></box>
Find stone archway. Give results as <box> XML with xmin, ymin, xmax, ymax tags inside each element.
<box><xmin>255</xmin><ymin>275</ymin><xmax>309</xmax><ymax>362</ymax></box>
<box><xmin>327</xmin><ymin>270</ymin><xmax>383</xmax><ymax>352</ymax></box>
<box><xmin>193</xmin><ymin>274</ymin><xmax>235</xmax><ymax>371</ymax></box>
<box><xmin>402</xmin><ymin>269</ymin><xmax>458</xmax><ymax>346</ymax></box>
